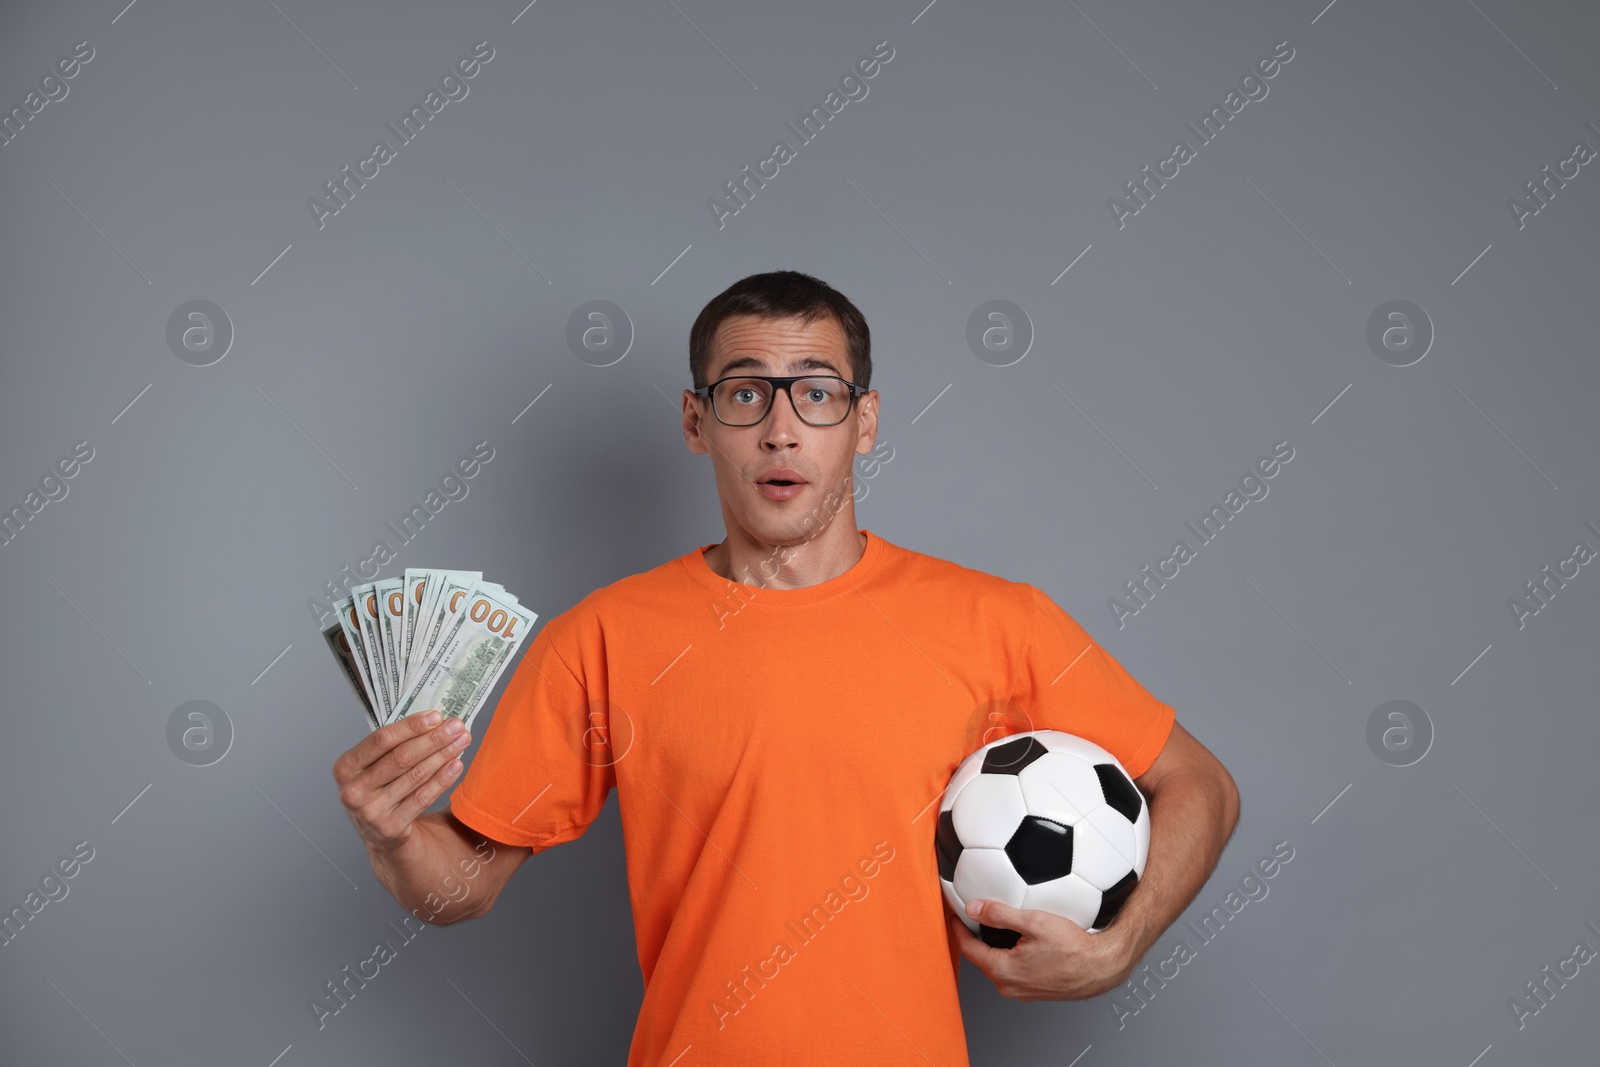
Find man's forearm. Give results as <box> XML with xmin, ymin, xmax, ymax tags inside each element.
<box><xmin>1107</xmin><ymin>770</ymin><xmax>1239</xmax><ymax>967</ymax></box>
<box><xmin>368</xmin><ymin>811</ymin><xmax>495</xmax><ymax>925</ymax></box>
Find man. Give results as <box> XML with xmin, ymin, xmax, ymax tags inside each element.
<box><xmin>332</xmin><ymin>270</ymin><xmax>1241</xmax><ymax>1065</ymax></box>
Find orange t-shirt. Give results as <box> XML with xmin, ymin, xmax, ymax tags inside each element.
<box><xmin>451</xmin><ymin>528</ymin><xmax>1175</xmax><ymax>1066</ymax></box>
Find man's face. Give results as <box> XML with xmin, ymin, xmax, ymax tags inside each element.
<box><xmin>682</xmin><ymin>313</ymin><xmax>879</xmax><ymax>544</ymax></box>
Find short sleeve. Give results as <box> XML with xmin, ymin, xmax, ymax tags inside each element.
<box><xmin>450</xmin><ymin>614</ymin><xmax>616</xmax><ymax>851</ymax></box>
<box><xmin>1013</xmin><ymin>585</ymin><xmax>1175</xmax><ymax>780</ymax></box>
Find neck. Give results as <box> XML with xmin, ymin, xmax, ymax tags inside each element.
<box><xmin>705</xmin><ymin>521</ymin><xmax>867</xmax><ymax>589</ymax></box>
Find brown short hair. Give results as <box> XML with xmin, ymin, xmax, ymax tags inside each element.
<box><xmin>688</xmin><ymin>270</ymin><xmax>872</xmax><ymax>391</ymax></box>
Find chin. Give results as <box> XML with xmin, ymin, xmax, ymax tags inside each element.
<box><xmin>743</xmin><ymin>509</ymin><xmax>811</xmax><ymax>545</ymax></box>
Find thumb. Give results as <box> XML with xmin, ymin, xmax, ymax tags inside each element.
<box><xmin>966</xmin><ymin>897</ymin><xmax>1030</xmax><ymax>933</ymax></box>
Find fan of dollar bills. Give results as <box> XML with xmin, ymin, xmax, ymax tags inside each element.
<box><xmin>321</xmin><ymin>569</ymin><xmax>537</xmax><ymax>733</ymax></box>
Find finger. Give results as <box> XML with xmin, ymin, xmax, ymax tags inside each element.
<box><xmin>335</xmin><ymin>710</ymin><xmax>444</xmax><ymax>781</ymax></box>
<box><xmin>949</xmin><ymin>912</ymin><xmax>1006</xmax><ymax>975</ymax></box>
<box><xmin>337</xmin><ymin>716</ymin><xmax>460</xmax><ymax>819</ymax></box>
<box><xmin>368</xmin><ymin>726</ymin><xmax>472</xmax><ymax>812</ymax></box>
<box><xmin>386</xmin><ymin>754</ymin><xmax>466</xmax><ymax>830</ymax></box>
<box><xmin>967</xmin><ymin>898</ymin><xmax>1032</xmax><ymax>938</ymax></box>
<box><xmin>364</xmin><ymin>716</ymin><xmax>467</xmax><ymax>793</ymax></box>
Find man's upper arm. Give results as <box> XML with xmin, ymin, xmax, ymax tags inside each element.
<box><xmin>1133</xmin><ymin>719</ymin><xmax>1239</xmax><ymax>819</ymax></box>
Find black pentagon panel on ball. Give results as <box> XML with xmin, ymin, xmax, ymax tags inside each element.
<box><xmin>980</xmin><ymin>924</ymin><xmax>1021</xmax><ymax>950</ymax></box>
<box><xmin>1093</xmin><ymin>869</ymin><xmax>1139</xmax><ymax>930</ymax></box>
<box><xmin>981</xmin><ymin>735</ymin><xmax>1050</xmax><ymax>775</ymax></box>
<box><xmin>935</xmin><ymin>809</ymin><xmax>963</xmax><ymax>882</ymax></box>
<box><xmin>1004</xmin><ymin>815</ymin><xmax>1074</xmax><ymax>885</ymax></box>
<box><xmin>1094</xmin><ymin>763</ymin><xmax>1143</xmax><ymax>823</ymax></box>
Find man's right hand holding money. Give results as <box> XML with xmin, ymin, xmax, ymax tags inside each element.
<box><xmin>332</xmin><ymin>710</ymin><xmax>527</xmax><ymax>923</ymax></box>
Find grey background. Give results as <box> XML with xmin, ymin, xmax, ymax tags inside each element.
<box><xmin>2</xmin><ymin>0</ymin><xmax>1597</xmax><ymax>1064</ymax></box>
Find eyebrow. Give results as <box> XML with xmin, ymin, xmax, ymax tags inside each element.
<box><xmin>715</xmin><ymin>355</ymin><xmax>843</xmax><ymax>377</ymax></box>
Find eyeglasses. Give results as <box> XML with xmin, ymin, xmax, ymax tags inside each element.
<box><xmin>693</xmin><ymin>374</ymin><xmax>865</xmax><ymax>427</ymax></box>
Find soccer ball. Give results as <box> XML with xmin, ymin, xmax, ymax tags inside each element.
<box><xmin>937</xmin><ymin>730</ymin><xmax>1150</xmax><ymax>948</ymax></box>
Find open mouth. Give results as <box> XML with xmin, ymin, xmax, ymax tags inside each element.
<box><xmin>757</xmin><ymin>472</ymin><xmax>806</xmax><ymax>500</ymax></box>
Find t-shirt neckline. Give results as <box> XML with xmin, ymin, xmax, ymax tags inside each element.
<box><xmin>682</xmin><ymin>528</ymin><xmax>886</xmax><ymax>606</ymax></box>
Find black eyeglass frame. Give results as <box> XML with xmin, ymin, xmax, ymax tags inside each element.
<box><xmin>692</xmin><ymin>374</ymin><xmax>867</xmax><ymax>428</ymax></box>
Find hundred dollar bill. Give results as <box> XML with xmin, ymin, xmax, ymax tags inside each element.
<box><xmin>404</xmin><ymin>569</ymin><xmax>481</xmax><ymax>684</ymax></box>
<box><xmin>353</xmin><ymin>582</ymin><xmax>395</xmax><ymax>722</ymax></box>
<box><xmin>477</xmin><ymin>582</ymin><xmax>514</xmax><ymax>606</ymax></box>
<box><xmin>332</xmin><ymin>595</ymin><xmax>381</xmax><ymax>722</ymax></box>
<box><xmin>401</xmin><ymin>574</ymin><xmax>512</xmax><ymax>715</ymax></box>
<box><xmin>391</xmin><ymin>574</ymin><xmax>479</xmax><ymax>725</ymax></box>
<box><xmin>436</xmin><ymin>586</ymin><xmax>534</xmax><ymax>729</ymax></box>
<box><xmin>322</xmin><ymin>619</ymin><xmax>380</xmax><ymax>731</ymax></box>
<box><xmin>391</xmin><ymin>585</ymin><xmax>536</xmax><ymax>730</ymax></box>
<box><xmin>401</xmin><ymin>569</ymin><xmax>433</xmax><ymax>676</ymax></box>
<box><xmin>375</xmin><ymin>576</ymin><xmax>407</xmax><ymax>701</ymax></box>
<box><xmin>406</xmin><ymin>574</ymin><xmax>476</xmax><ymax>702</ymax></box>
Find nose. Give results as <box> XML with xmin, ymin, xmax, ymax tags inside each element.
<box><xmin>760</xmin><ymin>385</ymin><xmax>804</xmax><ymax>447</ymax></box>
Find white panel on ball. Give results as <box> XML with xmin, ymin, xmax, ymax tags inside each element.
<box><xmin>951</xmin><ymin>848</ymin><xmax>1027</xmax><ymax>914</ymax></box>
<box><xmin>1072</xmin><ymin>804</ymin><xmax>1140</xmax><ymax>892</ymax></box>
<box><xmin>939</xmin><ymin>755</ymin><xmax>985</xmax><ymax>814</ymax></box>
<box><xmin>1020</xmin><ymin>872</ymin><xmax>1103</xmax><ymax>930</ymax></box>
<box><xmin>1016</xmin><ymin>751</ymin><xmax>1105</xmax><ymax>824</ymax></box>
<box><xmin>949</xmin><ymin>774</ymin><xmax>1027</xmax><ymax>850</ymax></box>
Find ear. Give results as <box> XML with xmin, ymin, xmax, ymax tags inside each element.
<box><xmin>683</xmin><ymin>389</ymin><xmax>709</xmax><ymax>455</ymax></box>
<box><xmin>854</xmin><ymin>388</ymin><xmax>880</xmax><ymax>456</ymax></box>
